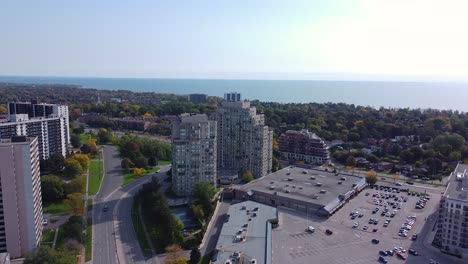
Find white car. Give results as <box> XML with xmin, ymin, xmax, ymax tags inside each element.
<box><xmin>42</xmin><ymin>219</ymin><xmax>48</xmax><ymax>225</ymax></box>
<box><xmin>353</xmin><ymin>222</ymin><xmax>359</xmax><ymax>228</ymax></box>
<box><xmin>307</xmin><ymin>226</ymin><xmax>315</xmax><ymax>233</ymax></box>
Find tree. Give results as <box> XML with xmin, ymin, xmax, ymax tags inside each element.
<box><xmin>348</xmin><ymin>132</ymin><xmax>360</xmax><ymax>142</ymax></box>
<box><xmin>242</xmin><ymin>170</ymin><xmax>254</xmax><ymax>182</ymax></box>
<box><xmin>0</xmin><ymin>105</ymin><xmax>7</xmax><ymax>115</ymax></box>
<box><xmin>121</xmin><ymin>158</ymin><xmax>134</xmax><ymax>170</ymax></box>
<box><xmin>80</xmin><ymin>143</ymin><xmax>91</xmax><ymax>154</ymax></box>
<box><xmin>71</xmin><ymin>154</ymin><xmax>90</xmax><ymax>171</ymax></box>
<box><xmin>133</xmin><ymin>167</ymin><xmax>144</xmax><ymax>176</ymax></box>
<box><xmin>449</xmin><ymin>151</ymin><xmax>462</xmax><ymax>162</ymax></box>
<box><xmin>23</xmin><ymin>246</ymin><xmax>76</xmax><ymax>264</ymax></box>
<box><xmin>165</xmin><ymin>245</ymin><xmax>187</xmax><ymax>264</ymax></box>
<box><xmin>64</xmin><ymin>158</ymin><xmax>82</xmax><ymax>178</ymax></box>
<box><xmin>41</xmin><ymin>175</ymin><xmax>65</xmax><ymax>203</ymax></box>
<box><xmin>345</xmin><ymin>156</ymin><xmax>356</xmax><ymax>167</ymax></box>
<box><xmin>366</xmin><ymin>170</ymin><xmax>378</xmax><ymax>186</ymax></box>
<box><xmin>98</xmin><ymin>128</ymin><xmax>114</xmax><ymax>144</ymax></box>
<box><xmin>70</xmin><ymin>134</ymin><xmax>82</xmax><ymax>148</ymax></box>
<box><xmin>193</xmin><ymin>182</ymin><xmax>216</xmax><ymax>219</ymax></box>
<box><xmin>189</xmin><ymin>247</ymin><xmax>201</xmax><ymax>264</ymax></box>
<box><xmin>192</xmin><ymin>205</ymin><xmax>204</xmax><ymax>221</ymax></box>
<box><xmin>148</xmin><ymin>156</ymin><xmax>158</xmax><ymax>167</ymax></box>
<box><xmin>64</xmin><ymin>177</ymin><xmax>85</xmax><ymax>195</ymax></box>
<box><xmin>64</xmin><ymin>193</ymin><xmax>84</xmax><ymax>215</ymax></box>
<box><xmin>135</xmin><ymin>156</ymin><xmax>148</xmax><ymax>169</ymax></box>
<box><xmin>88</xmin><ymin>138</ymin><xmax>98</xmax><ymax>155</ymax></box>
<box><xmin>61</xmin><ymin>215</ymin><xmax>84</xmax><ymax>242</ymax></box>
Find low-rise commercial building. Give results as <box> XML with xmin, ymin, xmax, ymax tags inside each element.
<box><xmin>434</xmin><ymin>164</ymin><xmax>468</xmax><ymax>258</ymax></box>
<box><xmin>213</xmin><ymin>201</ymin><xmax>277</xmax><ymax>264</ymax></box>
<box><xmin>235</xmin><ymin>166</ymin><xmax>366</xmax><ymax>217</ymax></box>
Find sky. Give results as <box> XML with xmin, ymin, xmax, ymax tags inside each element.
<box><xmin>1</xmin><ymin>0</ymin><xmax>467</xmax><ymax>80</ymax></box>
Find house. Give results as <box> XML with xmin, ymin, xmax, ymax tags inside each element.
<box><xmin>376</xmin><ymin>162</ymin><xmax>393</xmax><ymax>172</ymax></box>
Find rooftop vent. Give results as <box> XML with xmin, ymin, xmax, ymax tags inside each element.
<box><xmin>338</xmin><ymin>181</ymin><xmax>343</xmax><ymax>184</ymax></box>
<box><xmin>312</xmin><ymin>194</ymin><xmax>319</xmax><ymax>199</ymax></box>
<box><xmin>315</xmin><ymin>183</ymin><xmax>322</xmax><ymax>187</ymax></box>
<box><xmin>288</xmin><ymin>177</ymin><xmax>293</xmax><ymax>181</ymax></box>
<box><xmin>302</xmin><ymin>170</ymin><xmax>308</xmax><ymax>174</ymax></box>
<box><xmin>340</xmin><ymin>177</ymin><xmax>346</xmax><ymax>181</ymax></box>
<box><xmin>310</xmin><ymin>176</ymin><xmax>316</xmax><ymax>180</ymax></box>
<box><xmin>269</xmin><ymin>186</ymin><xmax>275</xmax><ymax>190</ymax></box>
<box><xmin>320</xmin><ymin>189</ymin><xmax>327</xmax><ymax>194</ymax></box>
<box><xmin>285</xmin><ymin>189</ymin><xmax>290</xmax><ymax>193</ymax></box>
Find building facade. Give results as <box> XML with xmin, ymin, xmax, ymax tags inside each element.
<box><xmin>188</xmin><ymin>94</ymin><xmax>208</xmax><ymax>104</ymax></box>
<box><xmin>0</xmin><ymin>101</ymin><xmax>69</xmax><ymax>160</ymax></box>
<box><xmin>171</xmin><ymin>114</ymin><xmax>217</xmax><ymax>196</ymax></box>
<box><xmin>434</xmin><ymin>164</ymin><xmax>468</xmax><ymax>258</ymax></box>
<box><xmin>213</xmin><ymin>93</ymin><xmax>273</xmax><ymax>178</ymax></box>
<box><xmin>278</xmin><ymin>129</ymin><xmax>330</xmax><ymax>165</ymax></box>
<box><xmin>0</xmin><ymin>137</ymin><xmax>43</xmax><ymax>258</ymax></box>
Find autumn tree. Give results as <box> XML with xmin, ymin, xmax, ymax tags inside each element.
<box><xmin>64</xmin><ymin>193</ymin><xmax>84</xmax><ymax>215</ymax></box>
<box><xmin>165</xmin><ymin>245</ymin><xmax>187</xmax><ymax>264</ymax></box>
<box><xmin>64</xmin><ymin>158</ymin><xmax>82</xmax><ymax>178</ymax></box>
<box><xmin>242</xmin><ymin>170</ymin><xmax>254</xmax><ymax>183</ymax></box>
<box><xmin>366</xmin><ymin>170</ymin><xmax>378</xmax><ymax>186</ymax></box>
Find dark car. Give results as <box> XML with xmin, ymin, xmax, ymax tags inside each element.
<box><xmin>409</xmin><ymin>249</ymin><xmax>419</xmax><ymax>256</ymax></box>
<box><xmin>371</xmin><ymin>239</ymin><xmax>380</xmax><ymax>244</ymax></box>
<box><xmin>411</xmin><ymin>234</ymin><xmax>418</xmax><ymax>241</ymax></box>
<box><xmin>379</xmin><ymin>250</ymin><xmax>388</xmax><ymax>256</ymax></box>
<box><xmin>406</xmin><ymin>181</ymin><xmax>414</xmax><ymax>185</ymax></box>
<box><xmin>373</xmin><ymin>228</ymin><xmax>378</xmax><ymax>232</ymax></box>
<box><xmin>378</xmin><ymin>256</ymin><xmax>388</xmax><ymax>263</ymax></box>
<box><xmin>325</xmin><ymin>229</ymin><xmax>333</xmax><ymax>235</ymax></box>
<box><xmin>387</xmin><ymin>250</ymin><xmax>394</xmax><ymax>256</ymax></box>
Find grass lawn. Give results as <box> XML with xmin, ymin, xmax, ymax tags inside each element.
<box><xmin>55</xmin><ymin>226</ymin><xmax>65</xmax><ymax>249</ymax></box>
<box><xmin>123</xmin><ymin>166</ymin><xmax>160</xmax><ymax>186</ymax></box>
<box><xmin>87</xmin><ymin>199</ymin><xmax>93</xmax><ymax>212</ymax></box>
<box><xmin>131</xmin><ymin>200</ymin><xmax>152</xmax><ymax>257</ymax></box>
<box><xmin>85</xmin><ymin>219</ymin><xmax>92</xmax><ymax>261</ymax></box>
<box><xmin>158</xmin><ymin>160</ymin><xmax>171</xmax><ymax>166</ymax></box>
<box><xmin>42</xmin><ymin>229</ymin><xmax>56</xmax><ymax>243</ymax></box>
<box><xmin>89</xmin><ymin>159</ymin><xmax>104</xmax><ymax>195</ymax></box>
<box><xmin>80</xmin><ymin>134</ymin><xmax>91</xmax><ymax>145</ymax></box>
<box><xmin>43</xmin><ymin>201</ymin><xmax>72</xmax><ymax>216</ymax></box>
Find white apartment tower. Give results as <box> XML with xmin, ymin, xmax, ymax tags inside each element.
<box><xmin>0</xmin><ymin>136</ymin><xmax>43</xmax><ymax>258</ymax></box>
<box><xmin>434</xmin><ymin>163</ymin><xmax>468</xmax><ymax>259</ymax></box>
<box><xmin>214</xmin><ymin>93</ymin><xmax>273</xmax><ymax>178</ymax></box>
<box><xmin>172</xmin><ymin>114</ymin><xmax>217</xmax><ymax>196</ymax></box>
<box><xmin>0</xmin><ymin>100</ymin><xmax>69</xmax><ymax>160</ymax></box>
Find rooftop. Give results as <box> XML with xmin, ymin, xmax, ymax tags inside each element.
<box><xmin>444</xmin><ymin>163</ymin><xmax>468</xmax><ymax>202</ymax></box>
<box><xmin>178</xmin><ymin>113</ymin><xmax>209</xmax><ymax>123</ymax></box>
<box><xmin>214</xmin><ymin>201</ymin><xmax>277</xmax><ymax>264</ymax></box>
<box><xmin>237</xmin><ymin>166</ymin><xmax>366</xmax><ymax>208</ymax></box>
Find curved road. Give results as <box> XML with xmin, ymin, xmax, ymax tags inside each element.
<box><xmin>92</xmin><ymin>146</ymin><xmax>169</xmax><ymax>264</ymax></box>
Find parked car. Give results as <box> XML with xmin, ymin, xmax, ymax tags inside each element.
<box><xmin>325</xmin><ymin>229</ymin><xmax>333</xmax><ymax>235</ymax></box>
<box><xmin>378</xmin><ymin>256</ymin><xmax>388</xmax><ymax>263</ymax></box>
<box><xmin>411</xmin><ymin>234</ymin><xmax>418</xmax><ymax>241</ymax></box>
<box><xmin>409</xmin><ymin>249</ymin><xmax>419</xmax><ymax>256</ymax></box>
<box><xmin>371</xmin><ymin>239</ymin><xmax>380</xmax><ymax>244</ymax></box>
<box><xmin>307</xmin><ymin>226</ymin><xmax>315</xmax><ymax>233</ymax></box>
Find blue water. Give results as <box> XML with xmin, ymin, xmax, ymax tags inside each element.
<box><xmin>170</xmin><ymin>206</ymin><xmax>199</xmax><ymax>230</ymax></box>
<box><xmin>1</xmin><ymin>75</ymin><xmax>467</xmax><ymax>111</ymax></box>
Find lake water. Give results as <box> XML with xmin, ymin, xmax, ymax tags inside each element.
<box><xmin>1</xmin><ymin>75</ymin><xmax>467</xmax><ymax>111</ymax></box>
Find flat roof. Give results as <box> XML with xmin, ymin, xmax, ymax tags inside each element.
<box><xmin>444</xmin><ymin>164</ymin><xmax>468</xmax><ymax>202</ymax></box>
<box><xmin>214</xmin><ymin>201</ymin><xmax>277</xmax><ymax>264</ymax></box>
<box><xmin>237</xmin><ymin>166</ymin><xmax>365</xmax><ymax>208</ymax></box>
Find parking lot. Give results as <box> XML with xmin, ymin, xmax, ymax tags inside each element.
<box><xmin>271</xmin><ymin>183</ymin><xmax>465</xmax><ymax>264</ymax></box>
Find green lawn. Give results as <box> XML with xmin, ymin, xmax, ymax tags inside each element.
<box><xmin>89</xmin><ymin>159</ymin><xmax>104</xmax><ymax>195</ymax></box>
<box><xmin>43</xmin><ymin>201</ymin><xmax>72</xmax><ymax>216</ymax></box>
<box><xmin>85</xmin><ymin>219</ymin><xmax>92</xmax><ymax>261</ymax></box>
<box><xmin>87</xmin><ymin>199</ymin><xmax>93</xmax><ymax>212</ymax></box>
<box><xmin>80</xmin><ymin>134</ymin><xmax>91</xmax><ymax>145</ymax></box>
<box><xmin>55</xmin><ymin>227</ymin><xmax>65</xmax><ymax>249</ymax></box>
<box><xmin>131</xmin><ymin>200</ymin><xmax>152</xmax><ymax>257</ymax></box>
<box><xmin>123</xmin><ymin>166</ymin><xmax>160</xmax><ymax>186</ymax></box>
<box><xmin>158</xmin><ymin>160</ymin><xmax>171</xmax><ymax>166</ymax></box>
<box><xmin>42</xmin><ymin>229</ymin><xmax>56</xmax><ymax>243</ymax></box>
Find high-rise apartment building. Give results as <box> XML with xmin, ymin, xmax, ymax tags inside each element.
<box><xmin>434</xmin><ymin>164</ymin><xmax>468</xmax><ymax>258</ymax></box>
<box><xmin>171</xmin><ymin>114</ymin><xmax>217</xmax><ymax>196</ymax></box>
<box><xmin>0</xmin><ymin>137</ymin><xmax>43</xmax><ymax>258</ymax></box>
<box><xmin>0</xmin><ymin>101</ymin><xmax>69</xmax><ymax>160</ymax></box>
<box><xmin>278</xmin><ymin>129</ymin><xmax>330</xmax><ymax>165</ymax></box>
<box><xmin>213</xmin><ymin>93</ymin><xmax>273</xmax><ymax>178</ymax></box>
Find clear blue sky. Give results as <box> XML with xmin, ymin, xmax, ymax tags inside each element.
<box><xmin>1</xmin><ymin>0</ymin><xmax>467</xmax><ymax>80</ymax></box>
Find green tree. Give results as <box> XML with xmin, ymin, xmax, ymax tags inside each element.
<box><xmin>70</xmin><ymin>134</ymin><xmax>81</xmax><ymax>148</ymax></box>
<box><xmin>189</xmin><ymin>247</ymin><xmax>201</xmax><ymax>264</ymax></box>
<box><xmin>23</xmin><ymin>247</ymin><xmax>76</xmax><ymax>264</ymax></box>
<box><xmin>345</xmin><ymin>156</ymin><xmax>356</xmax><ymax>167</ymax></box>
<box><xmin>64</xmin><ymin>158</ymin><xmax>82</xmax><ymax>178</ymax></box>
<box><xmin>80</xmin><ymin>143</ymin><xmax>91</xmax><ymax>154</ymax></box>
<box><xmin>41</xmin><ymin>175</ymin><xmax>65</xmax><ymax>203</ymax></box>
<box><xmin>135</xmin><ymin>156</ymin><xmax>148</xmax><ymax>169</ymax></box>
<box><xmin>193</xmin><ymin>182</ymin><xmax>216</xmax><ymax>219</ymax></box>
<box><xmin>98</xmin><ymin>128</ymin><xmax>114</xmax><ymax>144</ymax></box>
<box><xmin>121</xmin><ymin>158</ymin><xmax>134</xmax><ymax>170</ymax></box>
<box><xmin>64</xmin><ymin>177</ymin><xmax>85</xmax><ymax>195</ymax></box>
<box><xmin>71</xmin><ymin>154</ymin><xmax>90</xmax><ymax>171</ymax></box>
<box><xmin>242</xmin><ymin>170</ymin><xmax>254</xmax><ymax>182</ymax></box>
<box><xmin>449</xmin><ymin>151</ymin><xmax>462</xmax><ymax>162</ymax></box>
<box><xmin>61</xmin><ymin>215</ymin><xmax>84</xmax><ymax>242</ymax></box>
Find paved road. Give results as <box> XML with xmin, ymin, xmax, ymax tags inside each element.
<box><xmin>200</xmin><ymin>200</ymin><xmax>230</xmax><ymax>256</ymax></box>
<box><xmin>92</xmin><ymin>146</ymin><xmax>123</xmax><ymax>264</ymax></box>
<box><xmin>92</xmin><ymin>145</ymin><xmax>171</xmax><ymax>264</ymax></box>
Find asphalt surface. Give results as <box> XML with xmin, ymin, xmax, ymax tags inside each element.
<box><xmin>199</xmin><ymin>200</ymin><xmax>230</xmax><ymax>256</ymax></box>
<box><xmin>92</xmin><ymin>145</ymin><xmax>171</xmax><ymax>264</ymax></box>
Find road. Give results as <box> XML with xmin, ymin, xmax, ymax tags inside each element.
<box><xmin>92</xmin><ymin>145</ymin><xmax>171</xmax><ymax>264</ymax></box>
